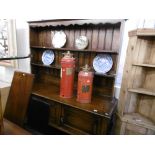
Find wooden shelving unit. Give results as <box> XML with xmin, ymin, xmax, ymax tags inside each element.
<box><xmin>28</xmin><ymin>19</ymin><xmax>124</xmax><ymax>134</ymax></box>
<box><xmin>118</xmin><ymin>29</ymin><xmax>155</xmax><ymax>135</ymax></box>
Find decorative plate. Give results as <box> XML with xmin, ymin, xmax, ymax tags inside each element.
<box><xmin>93</xmin><ymin>54</ymin><xmax>113</xmax><ymax>74</ymax></box>
<box><xmin>52</xmin><ymin>31</ymin><xmax>66</xmax><ymax>48</ymax></box>
<box><xmin>42</xmin><ymin>50</ymin><xmax>54</xmax><ymax>65</ymax></box>
<box><xmin>75</xmin><ymin>36</ymin><xmax>88</xmax><ymax>49</ymax></box>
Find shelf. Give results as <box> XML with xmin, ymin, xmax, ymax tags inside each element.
<box><xmin>128</xmin><ymin>88</ymin><xmax>155</xmax><ymax>96</ymax></box>
<box><xmin>32</xmin><ymin>82</ymin><xmax>117</xmax><ymax>118</ymax></box>
<box><xmin>31</xmin><ymin>62</ymin><xmax>61</xmax><ymax>69</ymax></box>
<box><xmin>132</xmin><ymin>63</ymin><xmax>155</xmax><ymax>68</ymax></box>
<box><xmin>30</xmin><ymin>46</ymin><xmax>118</xmax><ymax>54</ymax></box>
<box><xmin>121</xmin><ymin>113</ymin><xmax>155</xmax><ymax>131</ymax></box>
<box><xmin>31</xmin><ymin>62</ymin><xmax>116</xmax><ymax>78</ymax></box>
<box><xmin>129</xmin><ymin>29</ymin><xmax>155</xmax><ymax>37</ymax></box>
<box><xmin>94</xmin><ymin>72</ymin><xmax>116</xmax><ymax>78</ymax></box>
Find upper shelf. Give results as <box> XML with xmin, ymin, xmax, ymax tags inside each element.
<box><xmin>132</xmin><ymin>63</ymin><xmax>155</xmax><ymax>68</ymax></box>
<box><xmin>128</xmin><ymin>88</ymin><xmax>155</xmax><ymax>96</ymax></box>
<box><xmin>129</xmin><ymin>28</ymin><xmax>155</xmax><ymax>37</ymax></box>
<box><xmin>30</xmin><ymin>46</ymin><xmax>118</xmax><ymax>54</ymax></box>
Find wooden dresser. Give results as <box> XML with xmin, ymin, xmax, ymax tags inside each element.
<box><xmin>28</xmin><ymin>19</ymin><xmax>124</xmax><ymax>134</ymax></box>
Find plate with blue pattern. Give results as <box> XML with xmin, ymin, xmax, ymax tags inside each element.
<box><xmin>93</xmin><ymin>54</ymin><xmax>113</xmax><ymax>74</ymax></box>
<box><xmin>42</xmin><ymin>50</ymin><xmax>54</xmax><ymax>65</ymax></box>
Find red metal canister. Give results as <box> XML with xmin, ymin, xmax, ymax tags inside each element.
<box><xmin>60</xmin><ymin>51</ymin><xmax>75</xmax><ymax>98</ymax></box>
<box><xmin>77</xmin><ymin>64</ymin><xmax>94</xmax><ymax>103</ymax></box>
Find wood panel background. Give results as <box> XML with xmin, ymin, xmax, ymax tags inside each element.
<box><xmin>30</xmin><ymin>24</ymin><xmax>121</xmax><ymax>51</ymax></box>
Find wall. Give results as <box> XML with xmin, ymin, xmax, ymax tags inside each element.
<box><xmin>0</xmin><ymin>19</ymin><xmax>155</xmax><ymax>98</ymax></box>
<box><xmin>0</xmin><ymin>20</ymin><xmax>30</xmax><ymax>83</ymax></box>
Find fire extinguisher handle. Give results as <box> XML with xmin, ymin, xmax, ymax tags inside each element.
<box><xmin>80</xmin><ymin>64</ymin><xmax>92</xmax><ymax>71</ymax></box>
<box><xmin>62</xmin><ymin>51</ymin><xmax>73</xmax><ymax>58</ymax></box>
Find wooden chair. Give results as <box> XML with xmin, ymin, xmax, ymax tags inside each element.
<box><xmin>1</xmin><ymin>71</ymin><xmax>34</xmax><ymax>135</ymax></box>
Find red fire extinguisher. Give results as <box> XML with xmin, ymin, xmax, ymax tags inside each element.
<box><xmin>60</xmin><ymin>51</ymin><xmax>75</xmax><ymax>98</ymax></box>
<box><xmin>77</xmin><ymin>64</ymin><xmax>94</xmax><ymax>103</ymax></box>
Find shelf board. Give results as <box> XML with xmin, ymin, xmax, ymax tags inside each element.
<box><xmin>121</xmin><ymin>113</ymin><xmax>155</xmax><ymax>131</ymax></box>
<box><xmin>32</xmin><ymin>82</ymin><xmax>117</xmax><ymax>118</ymax></box>
<box><xmin>132</xmin><ymin>63</ymin><xmax>155</xmax><ymax>68</ymax></box>
<box><xmin>94</xmin><ymin>72</ymin><xmax>116</xmax><ymax>78</ymax></box>
<box><xmin>129</xmin><ymin>29</ymin><xmax>155</xmax><ymax>37</ymax></box>
<box><xmin>30</xmin><ymin>46</ymin><xmax>118</xmax><ymax>54</ymax></box>
<box><xmin>31</xmin><ymin>62</ymin><xmax>61</xmax><ymax>69</ymax></box>
<box><xmin>128</xmin><ymin>88</ymin><xmax>155</xmax><ymax>96</ymax></box>
<box><xmin>31</xmin><ymin>62</ymin><xmax>116</xmax><ymax>78</ymax></box>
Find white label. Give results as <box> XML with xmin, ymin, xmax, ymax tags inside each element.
<box><xmin>60</xmin><ymin>68</ymin><xmax>62</xmax><ymax>78</ymax></box>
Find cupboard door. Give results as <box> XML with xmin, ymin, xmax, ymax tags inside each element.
<box><xmin>49</xmin><ymin>101</ymin><xmax>61</xmax><ymax>125</ymax></box>
<box><xmin>27</xmin><ymin>96</ymin><xmax>50</xmax><ymax>130</ymax></box>
<box><xmin>61</xmin><ymin>105</ymin><xmax>99</xmax><ymax>134</ymax></box>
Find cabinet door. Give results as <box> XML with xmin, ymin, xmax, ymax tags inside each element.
<box><xmin>61</xmin><ymin>105</ymin><xmax>101</xmax><ymax>134</ymax></box>
<box><xmin>27</xmin><ymin>96</ymin><xmax>50</xmax><ymax>130</ymax></box>
<box><xmin>49</xmin><ymin>101</ymin><xmax>61</xmax><ymax>125</ymax></box>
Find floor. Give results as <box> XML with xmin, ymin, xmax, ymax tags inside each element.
<box><xmin>2</xmin><ymin>119</ymin><xmax>31</xmax><ymax>135</ymax></box>
<box><xmin>2</xmin><ymin>118</ymin><xmax>67</xmax><ymax>135</ymax></box>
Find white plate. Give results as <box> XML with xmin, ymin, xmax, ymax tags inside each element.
<box><xmin>75</xmin><ymin>36</ymin><xmax>88</xmax><ymax>49</ymax></box>
<box><xmin>93</xmin><ymin>54</ymin><xmax>113</xmax><ymax>74</ymax></box>
<box><xmin>42</xmin><ymin>50</ymin><xmax>54</xmax><ymax>65</ymax></box>
<box><xmin>52</xmin><ymin>31</ymin><xmax>66</xmax><ymax>48</ymax></box>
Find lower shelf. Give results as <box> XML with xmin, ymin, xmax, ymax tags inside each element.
<box><xmin>122</xmin><ymin>113</ymin><xmax>155</xmax><ymax>131</ymax></box>
<box><xmin>116</xmin><ymin>113</ymin><xmax>155</xmax><ymax>135</ymax></box>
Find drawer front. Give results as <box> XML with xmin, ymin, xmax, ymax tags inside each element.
<box><xmin>61</xmin><ymin>106</ymin><xmax>99</xmax><ymax>134</ymax></box>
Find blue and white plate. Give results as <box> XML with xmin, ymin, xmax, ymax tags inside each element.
<box><xmin>42</xmin><ymin>50</ymin><xmax>54</xmax><ymax>65</ymax></box>
<box><xmin>93</xmin><ymin>54</ymin><xmax>113</xmax><ymax>74</ymax></box>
